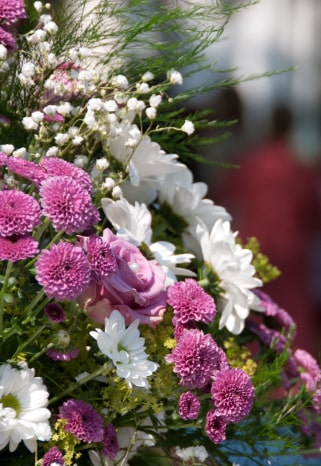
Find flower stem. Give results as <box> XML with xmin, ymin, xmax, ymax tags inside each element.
<box><xmin>0</xmin><ymin>260</ymin><xmax>13</xmax><ymax>335</ymax></box>
<box><xmin>48</xmin><ymin>362</ymin><xmax>110</xmax><ymax>405</ymax></box>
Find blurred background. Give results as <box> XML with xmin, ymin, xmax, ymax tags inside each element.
<box><xmin>185</xmin><ymin>0</ymin><xmax>321</xmax><ymax>357</ymax></box>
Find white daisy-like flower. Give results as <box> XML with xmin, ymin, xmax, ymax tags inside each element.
<box><xmin>0</xmin><ymin>363</ymin><xmax>52</xmax><ymax>452</ymax></box>
<box><xmin>158</xmin><ymin>166</ymin><xmax>231</xmax><ymax>256</ymax></box>
<box><xmin>90</xmin><ymin>310</ymin><xmax>158</xmax><ymax>388</ymax></box>
<box><xmin>197</xmin><ymin>219</ymin><xmax>262</xmax><ymax>334</ymax></box>
<box><xmin>101</xmin><ymin>197</ymin><xmax>195</xmax><ymax>285</ymax></box>
<box><xmin>108</xmin><ymin>121</ymin><xmax>183</xmax><ymax>204</ymax></box>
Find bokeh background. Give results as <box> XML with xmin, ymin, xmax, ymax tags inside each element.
<box><xmin>185</xmin><ymin>0</ymin><xmax>321</xmax><ymax>358</ymax></box>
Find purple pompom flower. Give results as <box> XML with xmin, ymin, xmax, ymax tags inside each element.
<box><xmin>40</xmin><ymin>157</ymin><xmax>92</xmax><ymax>192</ymax></box>
<box><xmin>167</xmin><ymin>278</ymin><xmax>216</xmax><ymax>325</ymax></box>
<box><xmin>44</xmin><ymin>303</ymin><xmax>66</xmax><ymax>323</ymax></box>
<box><xmin>46</xmin><ymin>347</ymin><xmax>79</xmax><ymax>361</ymax></box>
<box><xmin>6</xmin><ymin>156</ymin><xmax>47</xmax><ymax>186</ymax></box>
<box><xmin>205</xmin><ymin>410</ymin><xmax>227</xmax><ymax>444</ymax></box>
<box><xmin>35</xmin><ymin>242</ymin><xmax>91</xmax><ymax>301</ymax></box>
<box><xmin>165</xmin><ymin>328</ymin><xmax>224</xmax><ymax>389</ymax></box>
<box><xmin>80</xmin><ymin>235</ymin><xmax>117</xmax><ymax>278</ymax></box>
<box><xmin>0</xmin><ymin>0</ymin><xmax>26</xmax><ymax>23</ymax></box>
<box><xmin>0</xmin><ymin>189</ymin><xmax>41</xmax><ymax>237</ymax></box>
<box><xmin>102</xmin><ymin>423</ymin><xmax>119</xmax><ymax>460</ymax></box>
<box><xmin>0</xmin><ymin>152</ymin><xmax>8</xmax><ymax>166</ymax></box>
<box><xmin>40</xmin><ymin>176</ymin><xmax>99</xmax><ymax>234</ymax></box>
<box><xmin>254</xmin><ymin>289</ymin><xmax>296</xmax><ymax>331</ymax></box>
<box><xmin>0</xmin><ymin>27</ymin><xmax>17</xmax><ymax>52</ymax></box>
<box><xmin>211</xmin><ymin>368</ymin><xmax>255</xmax><ymax>424</ymax></box>
<box><xmin>59</xmin><ymin>398</ymin><xmax>104</xmax><ymax>443</ymax></box>
<box><xmin>42</xmin><ymin>446</ymin><xmax>65</xmax><ymax>466</ymax></box>
<box><xmin>178</xmin><ymin>391</ymin><xmax>200</xmax><ymax>420</ymax></box>
<box><xmin>0</xmin><ymin>235</ymin><xmax>38</xmax><ymax>262</ymax></box>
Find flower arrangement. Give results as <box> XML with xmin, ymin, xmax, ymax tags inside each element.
<box><xmin>0</xmin><ymin>1</ymin><xmax>321</xmax><ymax>465</ymax></box>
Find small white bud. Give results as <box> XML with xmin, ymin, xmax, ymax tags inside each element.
<box><xmin>1</xmin><ymin>144</ymin><xmax>14</xmax><ymax>155</ymax></box>
<box><xmin>146</xmin><ymin>107</ymin><xmax>156</xmax><ymax>120</ymax></box>
<box><xmin>141</xmin><ymin>71</ymin><xmax>154</xmax><ymax>82</ymax></box>
<box><xmin>112</xmin><ymin>185</ymin><xmax>122</xmax><ymax>199</ymax></box>
<box><xmin>181</xmin><ymin>119</ymin><xmax>195</xmax><ymax>135</ymax></box>
<box><xmin>74</xmin><ymin>155</ymin><xmax>88</xmax><ymax>167</ymax></box>
<box><xmin>46</xmin><ymin>146</ymin><xmax>59</xmax><ymax>157</ymax></box>
<box><xmin>33</xmin><ymin>1</ymin><xmax>43</xmax><ymax>13</ymax></box>
<box><xmin>168</xmin><ymin>70</ymin><xmax>183</xmax><ymax>85</ymax></box>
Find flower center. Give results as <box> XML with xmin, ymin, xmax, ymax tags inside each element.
<box><xmin>0</xmin><ymin>393</ymin><xmax>21</xmax><ymax>416</ymax></box>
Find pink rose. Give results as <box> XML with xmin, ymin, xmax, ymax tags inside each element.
<box><xmin>78</xmin><ymin>229</ymin><xmax>167</xmax><ymax>327</ymax></box>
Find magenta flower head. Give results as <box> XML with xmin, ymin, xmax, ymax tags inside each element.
<box><xmin>40</xmin><ymin>157</ymin><xmax>92</xmax><ymax>192</ymax></box>
<box><xmin>0</xmin><ymin>152</ymin><xmax>8</xmax><ymax>166</ymax></box>
<box><xmin>167</xmin><ymin>278</ymin><xmax>216</xmax><ymax>326</ymax></box>
<box><xmin>178</xmin><ymin>391</ymin><xmax>200</xmax><ymax>420</ymax></box>
<box><xmin>205</xmin><ymin>410</ymin><xmax>227</xmax><ymax>444</ymax></box>
<box><xmin>254</xmin><ymin>289</ymin><xmax>296</xmax><ymax>331</ymax></box>
<box><xmin>102</xmin><ymin>423</ymin><xmax>119</xmax><ymax>460</ymax></box>
<box><xmin>44</xmin><ymin>303</ymin><xmax>66</xmax><ymax>323</ymax></box>
<box><xmin>0</xmin><ymin>189</ymin><xmax>41</xmax><ymax>237</ymax></box>
<box><xmin>42</xmin><ymin>446</ymin><xmax>65</xmax><ymax>466</ymax></box>
<box><xmin>79</xmin><ymin>235</ymin><xmax>117</xmax><ymax>279</ymax></box>
<box><xmin>211</xmin><ymin>368</ymin><xmax>255</xmax><ymax>424</ymax></box>
<box><xmin>35</xmin><ymin>242</ymin><xmax>91</xmax><ymax>301</ymax></box>
<box><xmin>0</xmin><ymin>26</ymin><xmax>16</xmax><ymax>52</ymax></box>
<box><xmin>0</xmin><ymin>235</ymin><xmax>38</xmax><ymax>262</ymax></box>
<box><xmin>165</xmin><ymin>328</ymin><xmax>225</xmax><ymax>389</ymax></box>
<box><xmin>59</xmin><ymin>398</ymin><xmax>104</xmax><ymax>443</ymax></box>
<box><xmin>0</xmin><ymin>0</ymin><xmax>26</xmax><ymax>24</ymax></box>
<box><xmin>6</xmin><ymin>156</ymin><xmax>47</xmax><ymax>186</ymax></box>
<box><xmin>40</xmin><ymin>176</ymin><xmax>99</xmax><ymax>234</ymax></box>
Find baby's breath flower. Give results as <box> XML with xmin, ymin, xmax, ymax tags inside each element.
<box><xmin>168</xmin><ymin>69</ymin><xmax>183</xmax><ymax>85</ymax></box>
<box><xmin>141</xmin><ymin>71</ymin><xmax>154</xmax><ymax>82</ymax></box>
<box><xmin>181</xmin><ymin>119</ymin><xmax>195</xmax><ymax>135</ymax></box>
<box><xmin>146</xmin><ymin>107</ymin><xmax>156</xmax><ymax>120</ymax></box>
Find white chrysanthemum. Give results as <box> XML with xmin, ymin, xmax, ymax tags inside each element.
<box><xmin>0</xmin><ymin>363</ymin><xmax>52</xmax><ymax>452</ymax></box>
<box><xmin>108</xmin><ymin>121</ymin><xmax>183</xmax><ymax>204</ymax></box>
<box><xmin>101</xmin><ymin>197</ymin><xmax>195</xmax><ymax>284</ymax></box>
<box><xmin>197</xmin><ymin>219</ymin><xmax>262</xmax><ymax>334</ymax></box>
<box><xmin>158</xmin><ymin>166</ymin><xmax>231</xmax><ymax>255</ymax></box>
<box><xmin>90</xmin><ymin>310</ymin><xmax>158</xmax><ymax>388</ymax></box>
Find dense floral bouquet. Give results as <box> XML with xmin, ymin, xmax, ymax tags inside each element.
<box><xmin>1</xmin><ymin>0</ymin><xmax>321</xmax><ymax>465</ymax></box>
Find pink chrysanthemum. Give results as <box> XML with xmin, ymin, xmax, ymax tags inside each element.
<box><xmin>0</xmin><ymin>0</ymin><xmax>26</xmax><ymax>24</ymax></box>
<box><xmin>40</xmin><ymin>176</ymin><xmax>99</xmax><ymax>234</ymax></box>
<box><xmin>59</xmin><ymin>398</ymin><xmax>104</xmax><ymax>443</ymax></box>
<box><xmin>44</xmin><ymin>303</ymin><xmax>66</xmax><ymax>323</ymax></box>
<box><xmin>102</xmin><ymin>423</ymin><xmax>119</xmax><ymax>460</ymax></box>
<box><xmin>211</xmin><ymin>368</ymin><xmax>255</xmax><ymax>424</ymax></box>
<box><xmin>6</xmin><ymin>156</ymin><xmax>47</xmax><ymax>186</ymax></box>
<box><xmin>205</xmin><ymin>410</ymin><xmax>227</xmax><ymax>444</ymax></box>
<box><xmin>254</xmin><ymin>289</ymin><xmax>296</xmax><ymax>331</ymax></box>
<box><xmin>165</xmin><ymin>329</ymin><xmax>224</xmax><ymax>389</ymax></box>
<box><xmin>0</xmin><ymin>189</ymin><xmax>41</xmax><ymax>237</ymax></box>
<box><xmin>167</xmin><ymin>278</ymin><xmax>216</xmax><ymax>325</ymax></box>
<box><xmin>46</xmin><ymin>347</ymin><xmax>79</xmax><ymax>361</ymax></box>
<box><xmin>0</xmin><ymin>26</ymin><xmax>17</xmax><ymax>52</ymax></box>
<box><xmin>178</xmin><ymin>391</ymin><xmax>200</xmax><ymax>420</ymax></box>
<box><xmin>40</xmin><ymin>157</ymin><xmax>92</xmax><ymax>192</ymax></box>
<box><xmin>35</xmin><ymin>242</ymin><xmax>91</xmax><ymax>301</ymax></box>
<box><xmin>246</xmin><ymin>319</ymin><xmax>288</xmax><ymax>353</ymax></box>
<box><xmin>42</xmin><ymin>446</ymin><xmax>65</xmax><ymax>466</ymax></box>
<box><xmin>293</xmin><ymin>349</ymin><xmax>320</xmax><ymax>393</ymax></box>
<box><xmin>0</xmin><ymin>235</ymin><xmax>38</xmax><ymax>262</ymax></box>
<box><xmin>80</xmin><ymin>235</ymin><xmax>117</xmax><ymax>278</ymax></box>
<box><xmin>0</xmin><ymin>151</ymin><xmax>7</xmax><ymax>166</ymax></box>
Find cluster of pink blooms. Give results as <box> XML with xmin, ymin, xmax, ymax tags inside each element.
<box><xmin>247</xmin><ymin>290</ymin><xmax>321</xmax><ymax>454</ymax></box>
<box><xmin>165</xmin><ymin>279</ymin><xmax>255</xmax><ymax>444</ymax></box>
<box><xmin>0</xmin><ymin>0</ymin><xmax>26</xmax><ymax>52</ymax></box>
<box><xmin>42</xmin><ymin>399</ymin><xmax>119</xmax><ymax>465</ymax></box>
<box><xmin>0</xmin><ymin>155</ymin><xmax>99</xmax><ymax>263</ymax></box>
